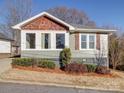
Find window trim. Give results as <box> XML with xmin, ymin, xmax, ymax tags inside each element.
<box><xmin>26</xmin><ymin>33</ymin><xmax>36</xmax><ymax>49</ymax></box>
<box><xmin>41</xmin><ymin>33</ymin><xmax>51</xmax><ymax>49</ymax></box>
<box><xmin>79</xmin><ymin>33</ymin><xmax>96</xmax><ymax>50</ymax></box>
<box><xmin>23</xmin><ymin>30</ymin><xmax>69</xmax><ymax>51</ymax></box>
<box><xmin>55</xmin><ymin>33</ymin><xmax>66</xmax><ymax>49</ymax></box>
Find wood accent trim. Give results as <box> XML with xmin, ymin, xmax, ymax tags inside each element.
<box><xmin>96</xmin><ymin>33</ymin><xmax>100</xmax><ymax>50</ymax></box>
<box><xmin>75</xmin><ymin>33</ymin><xmax>79</xmax><ymax>50</ymax></box>
<box><xmin>21</xmin><ymin>16</ymin><xmax>69</xmax><ymax>30</ymax></box>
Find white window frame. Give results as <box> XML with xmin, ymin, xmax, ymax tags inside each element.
<box><xmin>41</xmin><ymin>33</ymin><xmax>51</xmax><ymax>49</ymax></box>
<box><xmin>21</xmin><ymin>30</ymin><xmax>69</xmax><ymax>51</ymax></box>
<box><xmin>79</xmin><ymin>33</ymin><xmax>96</xmax><ymax>50</ymax></box>
<box><xmin>25</xmin><ymin>33</ymin><xmax>36</xmax><ymax>49</ymax></box>
<box><xmin>55</xmin><ymin>33</ymin><xmax>66</xmax><ymax>49</ymax></box>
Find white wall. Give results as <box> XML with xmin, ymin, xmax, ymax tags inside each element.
<box><xmin>0</xmin><ymin>39</ymin><xmax>11</xmax><ymax>53</ymax></box>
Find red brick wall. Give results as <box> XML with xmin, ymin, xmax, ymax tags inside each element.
<box><xmin>21</xmin><ymin>16</ymin><xmax>69</xmax><ymax>30</ymax></box>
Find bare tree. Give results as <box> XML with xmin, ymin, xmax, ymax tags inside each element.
<box><xmin>47</xmin><ymin>7</ymin><xmax>96</xmax><ymax>28</ymax></box>
<box><xmin>2</xmin><ymin>0</ymin><xmax>32</xmax><ymax>46</ymax></box>
<box><xmin>109</xmin><ymin>33</ymin><xmax>122</xmax><ymax>69</ymax></box>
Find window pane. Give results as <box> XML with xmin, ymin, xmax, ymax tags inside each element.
<box><xmin>26</xmin><ymin>33</ymin><xmax>35</xmax><ymax>49</ymax></box>
<box><xmin>81</xmin><ymin>42</ymin><xmax>87</xmax><ymax>48</ymax></box>
<box><xmin>89</xmin><ymin>35</ymin><xmax>95</xmax><ymax>42</ymax></box>
<box><xmin>89</xmin><ymin>35</ymin><xmax>95</xmax><ymax>49</ymax></box>
<box><xmin>56</xmin><ymin>34</ymin><xmax>65</xmax><ymax>49</ymax></box>
<box><xmin>81</xmin><ymin>35</ymin><xmax>87</xmax><ymax>49</ymax></box>
<box><xmin>81</xmin><ymin>35</ymin><xmax>86</xmax><ymax>41</ymax></box>
<box><xmin>41</xmin><ymin>33</ymin><xmax>51</xmax><ymax>49</ymax></box>
<box><xmin>89</xmin><ymin>42</ymin><xmax>95</xmax><ymax>49</ymax></box>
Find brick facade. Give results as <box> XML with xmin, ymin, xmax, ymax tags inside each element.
<box><xmin>21</xmin><ymin>16</ymin><xmax>69</xmax><ymax>30</ymax></box>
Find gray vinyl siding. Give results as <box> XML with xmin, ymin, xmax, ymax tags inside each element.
<box><xmin>69</xmin><ymin>33</ymin><xmax>75</xmax><ymax>50</ymax></box>
<box><xmin>21</xmin><ymin>33</ymin><xmax>108</xmax><ymax>67</ymax></box>
<box><xmin>21</xmin><ymin>50</ymin><xmax>108</xmax><ymax>67</ymax></box>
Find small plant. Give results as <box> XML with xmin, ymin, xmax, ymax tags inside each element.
<box><xmin>37</xmin><ymin>59</ymin><xmax>55</xmax><ymax>69</ymax></box>
<box><xmin>59</xmin><ymin>48</ymin><xmax>71</xmax><ymax>69</ymax></box>
<box><xmin>12</xmin><ymin>58</ymin><xmax>33</xmax><ymax>67</ymax></box>
<box><xmin>95</xmin><ymin>66</ymin><xmax>110</xmax><ymax>74</ymax></box>
<box><xmin>86</xmin><ymin>64</ymin><xmax>97</xmax><ymax>72</ymax></box>
<box><xmin>65</xmin><ymin>63</ymin><xmax>87</xmax><ymax>74</ymax></box>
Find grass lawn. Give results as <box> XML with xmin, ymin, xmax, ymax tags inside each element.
<box><xmin>1</xmin><ymin>67</ymin><xmax>124</xmax><ymax>91</ymax></box>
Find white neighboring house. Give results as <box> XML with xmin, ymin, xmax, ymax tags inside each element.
<box><xmin>0</xmin><ymin>33</ymin><xmax>13</xmax><ymax>58</ymax></box>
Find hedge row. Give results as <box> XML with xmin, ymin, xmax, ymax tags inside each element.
<box><xmin>12</xmin><ymin>58</ymin><xmax>110</xmax><ymax>74</ymax></box>
<box><xmin>12</xmin><ymin>58</ymin><xmax>56</xmax><ymax>69</ymax></box>
<box><xmin>64</xmin><ymin>63</ymin><xmax>110</xmax><ymax>74</ymax></box>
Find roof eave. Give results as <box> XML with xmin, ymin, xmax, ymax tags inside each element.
<box><xmin>71</xmin><ymin>28</ymin><xmax>116</xmax><ymax>33</ymax></box>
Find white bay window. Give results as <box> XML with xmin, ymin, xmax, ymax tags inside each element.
<box><xmin>24</xmin><ymin>31</ymin><xmax>69</xmax><ymax>50</ymax></box>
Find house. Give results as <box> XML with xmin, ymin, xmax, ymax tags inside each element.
<box><xmin>12</xmin><ymin>12</ymin><xmax>115</xmax><ymax>67</ymax></box>
<box><xmin>0</xmin><ymin>33</ymin><xmax>13</xmax><ymax>58</ymax></box>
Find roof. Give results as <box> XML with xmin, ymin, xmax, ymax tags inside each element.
<box><xmin>12</xmin><ymin>12</ymin><xmax>75</xmax><ymax>30</ymax></box>
<box><xmin>12</xmin><ymin>11</ymin><xmax>116</xmax><ymax>33</ymax></box>
<box><xmin>0</xmin><ymin>33</ymin><xmax>13</xmax><ymax>41</ymax></box>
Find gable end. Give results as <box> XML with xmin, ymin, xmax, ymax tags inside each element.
<box><xmin>21</xmin><ymin>16</ymin><xmax>69</xmax><ymax>30</ymax></box>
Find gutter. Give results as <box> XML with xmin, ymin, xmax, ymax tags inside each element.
<box><xmin>70</xmin><ymin>28</ymin><xmax>116</xmax><ymax>34</ymax></box>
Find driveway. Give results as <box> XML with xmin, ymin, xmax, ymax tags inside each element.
<box><xmin>0</xmin><ymin>58</ymin><xmax>11</xmax><ymax>74</ymax></box>
<box><xmin>0</xmin><ymin>82</ymin><xmax>123</xmax><ymax>93</ymax></box>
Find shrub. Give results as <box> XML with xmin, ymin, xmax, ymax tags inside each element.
<box><xmin>116</xmin><ymin>65</ymin><xmax>124</xmax><ymax>71</ymax></box>
<box><xmin>59</xmin><ymin>48</ymin><xmax>71</xmax><ymax>69</ymax></box>
<box><xmin>12</xmin><ymin>58</ymin><xmax>33</xmax><ymax>67</ymax></box>
<box><xmin>86</xmin><ymin>64</ymin><xmax>97</xmax><ymax>72</ymax></box>
<box><xmin>64</xmin><ymin>63</ymin><xmax>87</xmax><ymax>74</ymax></box>
<box><xmin>95</xmin><ymin>66</ymin><xmax>110</xmax><ymax>74</ymax></box>
<box><xmin>37</xmin><ymin>59</ymin><xmax>55</xmax><ymax>69</ymax></box>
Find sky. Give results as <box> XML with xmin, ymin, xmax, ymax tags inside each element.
<box><xmin>0</xmin><ymin>0</ymin><xmax>124</xmax><ymax>30</ymax></box>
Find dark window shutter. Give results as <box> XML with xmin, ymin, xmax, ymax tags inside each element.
<box><xmin>96</xmin><ymin>33</ymin><xmax>100</xmax><ymax>50</ymax></box>
<box><xmin>75</xmin><ymin>33</ymin><xmax>79</xmax><ymax>50</ymax></box>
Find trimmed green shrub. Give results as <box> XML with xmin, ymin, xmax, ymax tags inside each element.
<box><xmin>65</xmin><ymin>63</ymin><xmax>87</xmax><ymax>73</ymax></box>
<box><xmin>86</xmin><ymin>64</ymin><xmax>97</xmax><ymax>72</ymax></box>
<box><xmin>12</xmin><ymin>58</ymin><xmax>56</xmax><ymax>69</ymax></box>
<box><xmin>12</xmin><ymin>58</ymin><xmax>33</xmax><ymax>67</ymax></box>
<box><xmin>95</xmin><ymin>66</ymin><xmax>110</xmax><ymax>74</ymax></box>
<box><xmin>37</xmin><ymin>59</ymin><xmax>55</xmax><ymax>69</ymax></box>
<box><xmin>59</xmin><ymin>48</ymin><xmax>71</xmax><ymax>69</ymax></box>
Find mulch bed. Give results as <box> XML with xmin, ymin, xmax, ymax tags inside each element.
<box><xmin>12</xmin><ymin>65</ymin><xmax>119</xmax><ymax>78</ymax></box>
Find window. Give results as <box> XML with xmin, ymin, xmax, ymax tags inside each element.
<box><xmin>41</xmin><ymin>33</ymin><xmax>51</xmax><ymax>49</ymax></box>
<box><xmin>89</xmin><ymin>35</ymin><xmax>95</xmax><ymax>49</ymax></box>
<box><xmin>81</xmin><ymin>35</ymin><xmax>87</xmax><ymax>49</ymax></box>
<box><xmin>80</xmin><ymin>34</ymin><xmax>96</xmax><ymax>49</ymax></box>
<box><xmin>26</xmin><ymin>33</ymin><xmax>35</xmax><ymax>49</ymax></box>
<box><xmin>56</xmin><ymin>34</ymin><xmax>65</xmax><ymax>49</ymax></box>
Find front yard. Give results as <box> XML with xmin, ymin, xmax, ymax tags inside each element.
<box><xmin>1</xmin><ymin>68</ymin><xmax>124</xmax><ymax>91</ymax></box>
